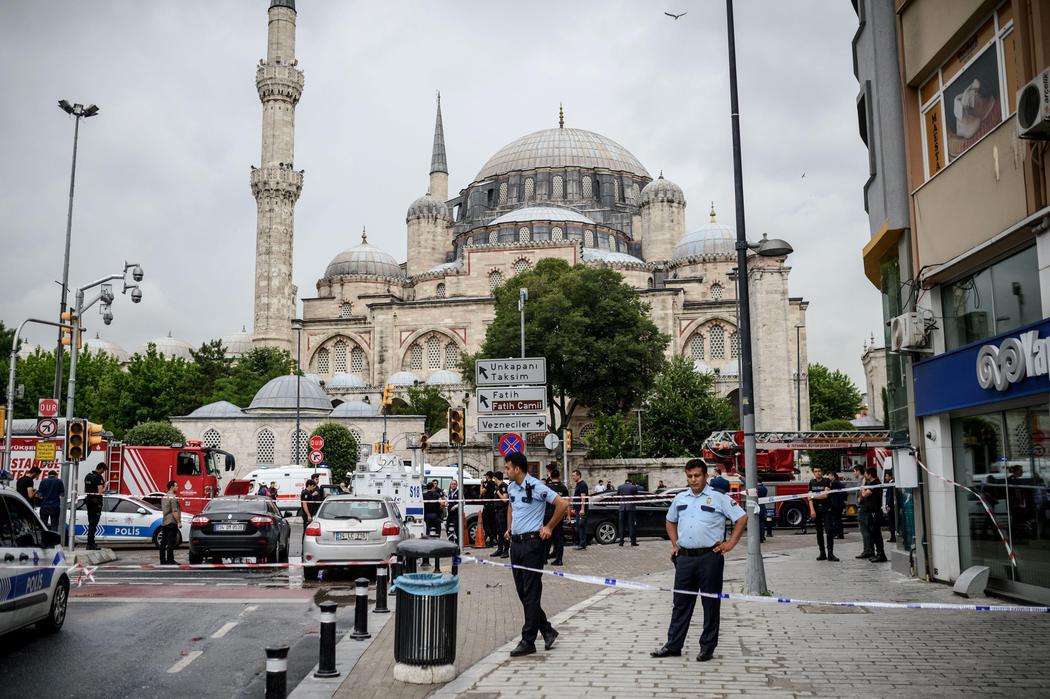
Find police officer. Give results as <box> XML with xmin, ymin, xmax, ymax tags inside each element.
<box><xmin>544</xmin><ymin>464</ymin><xmax>569</xmax><ymax>566</ymax></box>
<box><xmin>503</xmin><ymin>451</ymin><xmax>568</xmax><ymax>657</ymax></box>
<box><xmin>84</xmin><ymin>464</ymin><xmax>107</xmax><ymax>550</ymax></box>
<box><xmin>651</xmin><ymin>459</ymin><xmax>746</xmax><ymax>662</ymax></box>
<box><xmin>481</xmin><ymin>472</ymin><xmax>497</xmax><ymax>547</ymax></box>
<box><xmin>807</xmin><ymin>466</ymin><xmax>838</xmax><ymax>562</ymax></box>
<box><xmin>616</xmin><ymin>478</ymin><xmax>640</xmax><ymax>546</ymax></box>
<box><xmin>492</xmin><ymin>471</ymin><xmax>509</xmax><ymax>557</ymax></box>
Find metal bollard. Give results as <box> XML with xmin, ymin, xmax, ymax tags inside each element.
<box><xmin>350</xmin><ymin>577</ymin><xmax>371</xmax><ymax>640</ymax></box>
<box><xmin>374</xmin><ymin>566</ymin><xmax>390</xmax><ymax>613</ymax></box>
<box><xmin>388</xmin><ymin>561</ymin><xmax>399</xmax><ymax>596</ymax></box>
<box><xmin>314</xmin><ymin>601</ymin><xmax>340</xmax><ymax>678</ymax></box>
<box><xmin>265</xmin><ymin>645</ymin><xmax>289</xmax><ymax>699</ymax></box>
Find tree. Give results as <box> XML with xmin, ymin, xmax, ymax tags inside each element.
<box><xmin>124</xmin><ymin>421</ymin><xmax>185</xmax><ymax>446</ymax></box>
<box><xmin>189</xmin><ymin>339</ymin><xmax>232</xmax><ymax>406</ymax></box>
<box><xmin>113</xmin><ymin>346</ymin><xmax>199</xmax><ymax>433</ymax></box>
<box><xmin>465</xmin><ymin>258</ymin><xmax>669</xmax><ymax>436</ymax></box>
<box><xmin>311</xmin><ymin>422</ymin><xmax>358</xmax><ymax>484</ymax></box>
<box><xmin>808</xmin><ymin>418</ymin><xmax>857</xmax><ymax>473</ymax></box>
<box><xmin>808</xmin><ymin>363</ymin><xmax>862</xmax><ymax>425</ymax></box>
<box><xmin>585</xmin><ymin>411</ymin><xmax>640</xmax><ymax>459</ymax></box>
<box><xmin>641</xmin><ymin>356</ymin><xmax>735</xmax><ymax>457</ymax></box>
<box><xmin>209</xmin><ymin>346</ymin><xmax>292</xmax><ymax>407</ymax></box>
<box><xmin>389</xmin><ymin>383</ymin><xmax>451</xmax><ymax>436</ymax></box>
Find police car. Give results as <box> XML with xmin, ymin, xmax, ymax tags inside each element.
<box><xmin>71</xmin><ymin>494</ymin><xmax>193</xmax><ymax>548</ymax></box>
<box><xmin>0</xmin><ymin>487</ymin><xmax>70</xmax><ymax>636</ymax></box>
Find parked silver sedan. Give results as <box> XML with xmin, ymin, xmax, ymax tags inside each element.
<box><xmin>301</xmin><ymin>496</ymin><xmax>410</xmax><ymax>580</ymax></box>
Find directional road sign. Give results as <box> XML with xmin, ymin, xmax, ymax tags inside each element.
<box><xmin>499</xmin><ymin>433</ymin><xmax>524</xmax><ymax>456</ymax></box>
<box><xmin>477</xmin><ymin>414</ymin><xmax>549</xmax><ymax>434</ymax></box>
<box><xmin>309</xmin><ymin>450</ymin><xmax>325</xmax><ymax>465</ymax></box>
<box><xmin>475</xmin><ymin>358</ymin><xmax>546</xmax><ymax>387</ymax></box>
<box><xmin>477</xmin><ymin>386</ymin><xmax>547</xmax><ymax>414</ymax></box>
<box><xmin>309</xmin><ymin>435</ymin><xmax>325</xmax><ymax>451</ymax></box>
<box><xmin>38</xmin><ymin>398</ymin><xmax>59</xmax><ymax>418</ymax></box>
<box><xmin>36</xmin><ymin>418</ymin><xmax>58</xmax><ymax>438</ymax></box>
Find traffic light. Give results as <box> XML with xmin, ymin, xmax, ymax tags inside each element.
<box><xmin>565</xmin><ymin>429</ymin><xmax>572</xmax><ymax>451</ymax></box>
<box><xmin>0</xmin><ymin>406</ymin><xmax>5</xmax><ymax>440</ymax></box>
<box><xmin>382</xmin><ymin>384</ymin><xmax>395</xmax><ymax>407</ymax></box>
<box><xmin>419</xmin><ymin>432</ymin><xmax>429</xmax><ymax>451</ymax></box>
<box><xmin>447</xmin><ymin>408</ymin><xmax>465</xmax><ymax>446</ymax></box>
<box><xmin>60</xmin><ymin>311</ymin><xmax>82</xmax><ymax>349</ymax></box>
<box><xmin>87</xmin><ymin>422</ymin><xmax>105</xmax><ymax>450</ymax></box>
<box><xmin>67</xmin><ymin>418</ymin><xmax>87</xmax><ymax>462</ymax></box>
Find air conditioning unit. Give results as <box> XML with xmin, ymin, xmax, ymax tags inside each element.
<box><xmin>1018</xmin><ymin>68</ymin><xmax>1050</xmax><ymax>140</ymax></box>
<box><xmin>890</xmin><ymin>312</ymin><xmax>926</xmax><ymax>351</ymax></box>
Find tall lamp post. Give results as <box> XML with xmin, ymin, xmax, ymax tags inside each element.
<box><xmin>724</xmin><ymin>0</ymin><xmax>794</xmax><ymax>596</ymax></box>
<box><xmin>518</xmin><ymin>288</ymin><xmax>528</xmax><ymax>358</ymax></box>
<box><xmin>53</xmin><ymin>100</ymin><xmax>99</xmax><ymax>405</ymax></box>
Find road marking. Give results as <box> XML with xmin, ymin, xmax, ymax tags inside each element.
<box><xmin>167</xmin><ymin>650</ymin><xmax>203</xmax><ymax>674</ymax></box>
<box><xmin>240</xmin><ymin>605</ymin><xmax>259</xmax><ymax>616</ymax></box>
<box><xmin>211</xmin><ymin>621</ymin><xmax>238</xmax><ymax>639</ymax></box>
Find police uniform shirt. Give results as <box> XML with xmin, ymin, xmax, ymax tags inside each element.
<box><xmin>495</xmin><ymin>482</ymin><xmax>509</xmax><ymax>511</ymax></box>
<box><xmin>84</xmin><ymin>471</ymin><xmax>104</xmax><ymax>501</ymax></box>
<box><xmin>666</xmin><ymin>485</ymin><xmax>745</xmax><ymax>549</ymax></box>
<box><xmin>507</xmin><ymin>474</ymin><xmax>557</xmax><ymax>535</ymax></box>
<box><xmin>808</xmin><ymin>477</ymin><xmax>830</xmax><ymax>511</ymax></box>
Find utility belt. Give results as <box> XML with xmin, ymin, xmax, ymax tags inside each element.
<box><xmin>677</xmin><ymin>546</ymin><xmax>715</xmax><ymax>556</ymax></box>
<box><xmin>511</xmin><ymin>532</ymin><xmax>541</xmax><ymax>543</ymax></box>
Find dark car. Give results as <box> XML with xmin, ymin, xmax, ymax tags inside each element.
<box><xmin>189</xmin><ymin>496</ymin><xmax>291</xmax><ymax>564</ymax></box>
<box><xmin>575</xmin><ymin>489</ymin><xmax>681</xmax><ymax>545</ymax></box>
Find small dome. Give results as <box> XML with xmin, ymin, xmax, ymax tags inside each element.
<box><xmin>640</xmin><ymin>174</ymin><xmax>685</xmax><ymax>206</ymax></box>
<box><xmin>427</xmin><ymin>259</ymin><xmax>463</xmax><ymax>274</ymax></box>
<box><xmin>248</xmin><ymin>375</ymin><xmax>333</xmax><ymax>412</ymax></box>
<box><xmin>139</xmin><ymin>333</ymin><xmax>194</xmax><ymax>360</ymax></box>
<box><xmin>693</xmin><ymin>359</ymin><xmax>713</xmax><ymax>374</ymax></box>
<box><xmin>329</xmin><ymin>372</ymin><xmax>366</xmax><ymax>389</ymax></box>
<box><xmin>386</xmin><ymin>371</ymin><xmax>420</xmax><ymax>386</ymax></box>
<box><xmin>221</xmin><ymin>328</ymin><xmax>254</xmax><ymax>358</ymax></box>
<box><xmin>426</xmin><ymin>370</ymin><xmax>462</xmax><ymax>385</ymax></box>
<box><xmin>188</xmin><ymin>400</ymin><xmax>243</xmax><ymax>418</ymax></box>
<box><xmin>489</xmin><ymin>206</ymin><xmax>595</xmax><ymax>226</ymax></box>
<box><xmin>476</xmin><ymin>127</ymin><xmax>650</xmax><ymax>181</ymax></box>
<box><xmin>330</xmin><ymin>400</ymin><xmax>379</xmax><ymax>417</ymax></box>
<box><xmin>581</xmin><ymin>248</ymin><xmax>645</xmax><ymax>265</ymax></box>
<box><xmin>407</xmin><ymin>193</ymin><xmax>450</xmax><ymax>220</ymax></box>
<box><xmin>85</xmin><ymin>336</ymin><xmax>130</xmax><ymax>363</ymax></box>
<box><xmin>324</xmin><ymin>229</ymin><xmax>403</xmax><ymax>279</ymax></box>
<box><xmin>675</xmin><ymin>204</ymin><xmax>736</xmax><ymax>259</ymax></box>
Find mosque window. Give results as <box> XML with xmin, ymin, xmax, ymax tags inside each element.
<box><xmin>409</xmin><ymin>344</ymin><xmax>423</xmax><ymax>371</ymax></box>
<box><xmin>256</xmin><ymin>429</ymin><xmax>275</xmax><ymax>465</ymax></box>
<box><xmin>730</xmin><ymin>332</ymin><xmax>740</xmax><ymax>359</ymax></box>
<box><xmin>317</xmin><ymin>347</ymin><xmax>330</xmax><ymax>375</ymax></box>
<box><xmin>630</xmin><ymin>183</ymin><xmax>640</xmax><ymax>202</ymax></box>
<box><xmin>489</xmin><ymin>230</ymin><xmax>498</xmax><ymax>244</ymax></box>
<box><xmin>709</xmin><ymin>325</ymin><xmax>725</xmax><ymax>359</ymax></box>
<box><xmin>499</xmin><ymin>182</ymin><xmax>508</xmax><ymax>205</ymax></box>
<box><xmin>426</xmin><ymin>335</ymin><xmax>442</xmax><ymax>370</ymax></box>
<box><xmin>551</xmin><ymin>226</ymin><xmax>563</xmax><ymax>241</ymax></box>
<box><xmin>291</xmin><ymin>429</ymin><xmax>309</xmax><ymax>462</ymax></box>
<box><xmin>339</xmin><ymin>301</ymin><xmax>353</xmax><ymax>319</ymax></box>
<box><xmin>598</xmin><ymin>232</ymin><xmax>610</xmax><ymax>250</ymax></box>
<box><xmin>488</xmin><ymin>269</ymin><xmax>504</xmax><ymax>291</ymax></box>
<box><xmin>518</xmin><ymin>226</ymin><xmax>530</xmax><ymax>243</ymax></box>
<box><xmin>333</xmin><ymin>340</ymin><xmax>347</xmax><ymax>372</ymax></box>
<box><xmin>689</xmin><ymin>333</ymin><xmax>705</xmax><ymax>360</ymax></box>
<box><xmin>202</xmin><ymin>429</ymin><xmax>221</xmax><ymax>449</ymax></box>
<box><xmin>579</xmin><ymin>423</ymin><xmax>596</xmax><ymax>445</ymax></box>
<box><xmin>524</xmin><ymin>177</ymin><xmax>535</xmax><ymax>200</ymax></box>
<box><xmin>444</xmin><ymin>344</ymin><xmax>460</xmax><ymax>370</ymax></box>
<box><xmin>350</xmin><ymin>346</ymin><xmax>365</xmax><ymax>374</ymax></box>
<box><xmin>436</xmin><ymin>282</ymin><xmax>446</xmax><ymax>298</ymax></box>
<box><xmin>350</xmin><ymin>429</ymin><xmax>364</xmax><ymax>459</ymax></box>
<box><xmin>582</xmin><ymin>176</ymin><xmax>592</xmax><ymax>198</ymax></box>
<box><xmin>584</xmin><ymin>230</ymin><xmax>594</xmax><ymax>247</ymax></box>
<box><xmin>614</xmin><ymin>179</ymin><xmax>622</xmax><ymax>202</ymax></box>
<box><xmin>711</xmin><ymin>283</ymin><xmax>723</xmax><ymax>301</ymax></box>
<box><xmin>647</xmin><ymin>277</ymin><xmax>654</xmax><ymax>289</ymax></box>
<box><xmin>552</xmin><ymin>175</ymin><xmax>564</xmax><ymax>199</ymax></box>
<box><xmin>513</xmin><ymin>258</ymin><xmax>531</xmax><ymax>275</ymax></box>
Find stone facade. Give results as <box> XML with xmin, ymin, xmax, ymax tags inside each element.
<box><xmin>861</xmin><ymin>335</ymin><xmax>889</xmax><ymax>424</ymax></box>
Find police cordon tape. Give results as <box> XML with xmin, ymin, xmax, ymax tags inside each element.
<box><xmin>63</xmin><ymin>557</ymin><xmax>397</xmax><ymax>586</ymax></box>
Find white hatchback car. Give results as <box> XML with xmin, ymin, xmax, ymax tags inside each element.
<box><xmin>301</xmin><ymin>496</ymin><xmax>410</xmax><ymax>581</ymax></box>
<box><xmin>0</xmin><ymin>488</ymin><xmax>71</xmax><ymax>636</ymax></box>
<box><xmin>72</xmin><ymin>494</ymin><xmax>193</xmax><ymax>548</ymax></box>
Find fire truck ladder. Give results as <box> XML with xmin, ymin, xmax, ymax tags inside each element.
<box><xmin>107</xmin><ymin>442</ymin><xmax>123</xmax><ymax>491</ymax></box>
<box><xmin>704</xmin><ymin>430</ymin><xmax>893</xmax><ymax>452</ymax></box>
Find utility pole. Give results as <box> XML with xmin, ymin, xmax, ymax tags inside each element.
<box><xmin>518</xmin><ymin>288</ymin><xmax>528</xmax><ymax>358</ymax></box>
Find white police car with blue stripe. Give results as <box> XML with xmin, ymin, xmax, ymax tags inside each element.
<box><xmin>71</xmin><ymin>494</ymin><xmax>192</xmax><ymax>548</ymax></box>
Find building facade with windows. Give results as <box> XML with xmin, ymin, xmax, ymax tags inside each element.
<box><xmin>855</xmin><ymin>0</ymin><xmax>1050</xmax><ymax>602</ymax></box>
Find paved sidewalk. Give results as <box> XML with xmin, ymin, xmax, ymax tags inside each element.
<box><xmin>444</xmin><ymin>540</ymin><xmax>1050</xmax><ymax>698</ymax></box>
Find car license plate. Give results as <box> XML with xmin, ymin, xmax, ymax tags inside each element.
<box><xmin>215</xmin><ymin>523</ymin><xmax>245</xmax><ymax>532</ymax></box>
<box><xmin>335</xmin><ymin>532</ymin><xmax>368</xmax><ymax>541</ymax></box>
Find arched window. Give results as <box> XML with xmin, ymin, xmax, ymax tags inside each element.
<box><xmin>523</xmin><ymin>177</ymin><xmax>534</xmax><ymax>199</ymax></box>
<box><xmin>584</xmin><ymin>230</ymin><xmax>594</xmax><ymax>247</ymax></box>
<box><xmin>257</xmin><ymin>429</ymin><xmax>275</xmax><ymax>465</ymax></box>
<box><xmin>350</xmin><ymin>346</ymin><xmax>365</xmax><ymax>374</ymax></box>
<box><xmin>709</xmin><ymin>325</ymin><xmax>725</xmax><ymax>358</ymax></box>
<box><xmin>426</xmin><ymin>336</ymin><xmax>442</xmax><ymax>369</ymax></box>
<box><xmin>551</xmin><ymin>226</ymin><xmax>563</xmax><ymax>241</ymax></box>
<box><xmin>579</xmin><ymin>423</ymin><xmax>597</xmax><ymax>445</ymax></box>
<box><xmin>436</xmin><ymin>282</ymin><xmax>446</xmax><ymax>298</ymax></box>
<box><xmin>518</xmin><ymin>226</ymin><xmax>531</xmax><ymax>243</ymax></box>
<box><xmin>333</xmin><ymin>340</ymin><xmax>347</xmax><ymax>372</ymax></box>
<box><xmin>498</xmin><ymin>182</ymin><xmax>508</xmax><ymax>204</ymax></box>
<box><xmin>339</xmin><ymin>302</ymin><xmax>353</xmax><ymax>319</ymax></box>
<box><xmin>614</xmin><ymin>179</ymin><xmax>622</xmax><ymax>201</ymax></box>
<box><xmin>630</xmin><ymin>183</ymin><xmax>640</xmax><ymax>202</ymax></box>
<box><xmin>349</xmin><ymin>428</ymin><xmax>364</xmax><ymax>459</ymax></box>
<box><xmin>290</xmin><ymin>429</ymin><xmax>309</xmax><ymax>463</ymax></box>
<box><xmin>409</xmin><ymin>344</ymin><xmax>423</xmax><ymax>371</ymax></box>
<box><xmin>488</xmin><ymin>230</ymin><xmax>498</xmax><ymax>244</ymax></box>
<box><xmin>488</xmin><ymin>270</ymin><xmax>504</xmax><ymax>291</ymax></box>
<box><xmin>711</xmin><ymin>284</ymin><xmax>723</xmax><ymax>301</ymax></box>
<box><xmin>317</xmin><ymin>347</ymin><xmax>330</xmax><ymax>375</ymax></box>
<box><xmin>582</xmin><ymin>176</ymin><xmax>593</xmax><ymax>198</ymax></box>
<box><xmin>689</xmin><ymin>333</ymin><xmax>705</xmax><ymax>360</ymax></box>
<box><xmin>513</xmin><ymin>258</ymin><xmax>531</xmax><ymax>275</ymax></box>
<box><xmin>445</xmin><ymin>344</ymin><xmax>460</xmax><ymax>370</ymax></box>
<box><xmin>552</xmin><ymin>174</ymin><xmax>564</xmax><ymax>199</ymax></box>
<box><xmin>202</xmin><ymin>428</ymin><xmax>221</xmax><ymax>448</ymax></box>
<box><xmin>647</xmin><ymin>277</ymin><xmax>654</xmax><ymax>289</ymax></box>
<box><xmin>730</xmin><ymin>332</ymin><xmax>740</xmax><ymax>359</ymax></box>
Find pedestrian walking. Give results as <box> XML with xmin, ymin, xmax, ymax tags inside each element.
<box><xmin>807</xmin><ymin>466</ymin><xmax>839</xmax><ymax>562</ymax></box>
<box><xmin>16</xmin><ymin>466</ymin><xmax>40</xmax><ymax>505</ymax></box>
<box><xmin>159</xmin><ymin>479</ymin><xmax>181</xmax><ymax>565</ymax></box>
<box><xmin>828</xmin><ymin>471</ymin><xmax>846</xmax><ymax>539</ymax></box>
<box><xmin>571</xmin><ymin>469</ymin><xmax>589</xmax><ymax>550</ymax></box>
<box><xmin>37</xmin><ymin>470</ymin><xmax>64</xmax><ymax>531</ymax></box>
<box><xmin>853</xmin><ymin>465</ymin><xmax>874</xmax><ymax>558</ymax></box>
<box><xmin>862</xmin><ymin>467</ymin><xmax>888</xmax><ymax>562</ymax></box>
<box><xmin>616</xmin><ymin>478</ymin><xmax>640</xmax><ymax>546</ymax></box>
<box><xmin>481</xmin><ymin>471</ymin><xmax>497</xmax><ymax>546</ymax></box>
<box><xmin>268</xmin><ymin>481</ymin><xmax>278</xmax><ymax>500</ymax></box>
<box><xmin>544</xmin><ymin>465</ymin><xmax>569</xmax><ymax>565</ymax></box>
<box><xmin>492</xmin><ymin>471</ymin><xmax>509</xmax><ymax>557</ymax></box>
<box><xmin>423</xmin><ymin>481</ymin><xmax>442</xmax><ymax>537</ymax></box>
<box><xmin>651</xmin><ymin>459</ymin><xmax>747</xmax><ymax>662</ymax></box>
<box><xmin>256</xmin><ymin>480</ymin><xmax>269</xmax><ymax>497</ymax></box>
<box><xmin>84</xmin><ymin>464</ymin><xmax>107</xmax><ymax>550</ymax></box>
<box><xmin>883</xmin><ymin>471</ymin><xmax>897</xmax><ymax>542</ymax></box>
<box><xmin>709</xmin><ymin>466</ymin><xmax>731</xmax><ymax>495</ymax></box>
<box><xmin>301</xmin><ymin>480</ymin><xmax>322</xmax><ymax>545</ymax></box>
<box><xmin>503</xmin><ymin>451</ymin><xmax>568</xmax><ymax>657</ymax></box>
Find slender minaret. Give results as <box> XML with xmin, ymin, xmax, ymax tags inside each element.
<box><xmin>429</xmin><ymin>92</ymin><xmax>448</xmax><ymax>203</ymax></box>
<box><xmin>251</xmin><ymin>0</ymin><xmax>304</xmax><ymax>350</ymax></box>
<box><xmin>407</xmin><ymin>93</ymin><xmax>452</xmax><ymax>276</ymax></box>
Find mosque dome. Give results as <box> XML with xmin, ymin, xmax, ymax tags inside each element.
<box><xmin>674</xmin><ymin>205</ymin><xmax>736</xmax><ymax>259</ymax></box>
<box><xmin>248</xmin><ymin>375</ymin><xmax>332</xmax><ymax>412</ymax></box>
<box><xmin>328</xmin><ymin>372</ymin><xmax>366</xmax><ymax>389</ymax></box>
<box><xmin>425</xmin><ymin>370</ymin><xmax>462</xmax><ymax>385</ymax></box>
<box><xmin>85</xmin><ymin>336</ymin><xmax>130</xmax><ymax>363</ymax></box>
<box><xmin>489</xmin><ymin>206</ymin><xmax>595</xmax><ymax>226</ymax></box>
<box><xmin>581</xmin><ymin>248</ymin><xmax>645</xmax><ymax>265</ymax></box>
<box><xmin>406</xmin><ymin>193</ymin><xmax>450</xmax><ymax>220</ymax></box>
<box><xmin>640</xmin><ymin>174</ymin><xmax>685</xmax><ymax>206</ymax></box>
<box><xmin>330</xmin><ymin>400</ymin><xmax>379</xmax><ymax>417</ymax></box>
<box><xmin>139</xmin><ymin>333</ymin><xmax>194</xmax><ymax>360</ymax></box>
<box><xmin>324</xmin><ymin>229</ymin><xmax>403</xmax><ymax>279</ymax></box>
<box><xmin>188</xmin><ymin>400</ymin><xmax>243</xmax><ymax>418</ymax></box>
<box><xmin>386</xmin><ymin>371</ymin><xmax>420</xmax><ymax>386</ymax></box>
<box><xmin>304</xmin><ymin>373</ymin><xmax>323</xmax><ymax>385</ymax></box>
<box><xmin>221</xmin><ymin>328</ymin><xmax>254</xmax><ymax>358</ymax></box>
<box><xmin>476</xmin><ymin>127</ymin><xmax>650</xmax><ymax>181</ymax></box>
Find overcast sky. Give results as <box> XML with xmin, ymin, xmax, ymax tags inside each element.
<box><xmin>0</xmin><ymin>1</ymin><xmax>882</xmax><ymax>388</ymax></box>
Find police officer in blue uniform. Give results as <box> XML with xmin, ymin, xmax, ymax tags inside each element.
<box><xmin>503</xmin><ymin>451</ymin><xmax>569</xmax><ymax>657</ymax></box>
<box><xmin>652</xmin><ymin>458</ymin><xmax>747</xmax><ymax>662</ymax></box>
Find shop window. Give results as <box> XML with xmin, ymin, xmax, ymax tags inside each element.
<box><xmin>257</xmin><ymin>429</ymin><xmax>275</xmax><ymax>465</ymax></box>
<box><xmin>333</xmin><ymin>340</ymin><xmax>347</xmax><ymax>372</ymax></box>
<box><xmin>943</xmin><ymin>246</ymin><xmax>1039</xmax><ymax>350</ymax></box>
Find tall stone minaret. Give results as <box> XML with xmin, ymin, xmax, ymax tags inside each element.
<box><xmin>406</xmin><ymin>93</ymin><xmax>452</xmax><ymax>277</ymax></box>
<box><xmin>429</xmin><ymin>92</ymin><xmax>448</xmax><ymax>203</ymax></box>
<box><xmin>251</xmin><ymin>0</ymin><xmax>304</xmax><ymax>350</ymax></box>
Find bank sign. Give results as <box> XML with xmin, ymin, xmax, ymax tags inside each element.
<box><xmin>914</xmin><ymin>317</ymin><xmax>1050</xmax><ymax>416</ymax></box>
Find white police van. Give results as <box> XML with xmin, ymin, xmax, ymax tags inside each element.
<box><xmin>71</xmin><ymin>494</ymin><xmax>193</xmax><ymax>548</ymax></box>
<box><xmin>0</xmin><ymin>488</ymin><xmax>70</xmax><ymax>636</ymax></box>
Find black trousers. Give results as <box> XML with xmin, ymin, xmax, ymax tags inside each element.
<box><xmin>424</xmin><ymin>513</ymin><xmax>441</xmax><ymax>537</ymax></box>
<box><xmin>159</xmin><ymin>522</ymin><xmax>179</xmax><ymax>563</ymax></box>
<box><xmin>510</xmin><ymin>537</ymin><xmax>553</xmax><ymax>644</ymax></box>
<box><xmin>547</xmin><ymin>522</ymin><xmax>564</xmax><ymax>562</ymax></box>
<box><xmin>666</xmin><ymin>552</ymin><xmax>724</xmax><ymax>653</ymax></box>
<box><xmin>493</xmin><ymin>508</ymin><xmax>508</xmax><ymax>554</ymax></box>
<box><xmin>482</xmin><ymin>505</ymin><xmax>496</xmax><ymax>544</ymax></box>
<box><xmin>618</xmin><ymin>509</ymin><xmax>636</xmax><ymax>544</ymax></box>
<box><xmin>576</xmin><ymin>513</ymin><xmax>588</xmax><ymax>548</ymax></box>
<box><xmin>86</xmin><ymin>502</ymin><xmax>102</xmax><ymax>548</ymax></box>
<box><xmin>40</xmin><ymin>507</ymin><xmax>60</xmax><ymax>532</ymax></box>
<box><xmin>814</xmin><ymin>509</ymin><xmax>834</xmax><ymax>556</ymax></box>
<box><xmin>886</xmin><ymin>506</ymin><xmax>896</xmax><ymax>541</ymax></box>
<box><xmin>830</xmin><ymin>508</ymin><xmax>844</xmax><ymax>538</ymax></box>
<box><xmin>866</xmin><ymin>510</ymin><xmax>886</xmax><ymax>557</ymax></box>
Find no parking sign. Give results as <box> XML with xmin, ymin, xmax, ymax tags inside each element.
<box><xmin>499</xmin><ymin>433</ymin><xmax>524</xmax><ymax>456</ymax></box>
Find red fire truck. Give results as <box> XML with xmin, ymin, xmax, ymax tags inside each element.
<box><xmin>5</xmin><ymin>419</ymin><xmax>237</xmax><ymax>515</ymax></box>
<box><xmin>702</xmin><ymin>430</ymin><xmax>893</xmax><ymax>527</ymax></box>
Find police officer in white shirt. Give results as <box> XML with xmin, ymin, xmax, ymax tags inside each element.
<box><xmin>651</xmin><ymin>458</ymin><xmax>747</xmax><ymax>662</ymax></box>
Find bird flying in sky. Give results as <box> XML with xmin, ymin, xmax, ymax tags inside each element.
<box><xmin>664</xmin><ymin>11</ymin><xmax>687</xmax><ymax>20</ymax></box>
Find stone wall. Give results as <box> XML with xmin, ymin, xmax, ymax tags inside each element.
<box><xmin>577</xmin><ymin>457</ymin><xmax>695</xmax><ymax>491</ymax></box>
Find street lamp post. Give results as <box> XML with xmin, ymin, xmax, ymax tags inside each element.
<box><xmin>53</xmin><ymin>100</ymin><xmax>99</xmax><ymax>406</ymax></box>
<box><xmin>518</xmin><ymin>288</ymin><xmax>528</xmax><ymax>358</ymax></box>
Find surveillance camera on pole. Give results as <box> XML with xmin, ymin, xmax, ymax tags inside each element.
<box><xmin>130</xmin><ymin>287</ymin><xmax>142</xmax><ymax>304</ymax></box>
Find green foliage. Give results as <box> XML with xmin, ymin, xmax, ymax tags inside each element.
<box><xmin>311</xmin><ymin>422</ymin><xmax>358</xmax><ymax>484</ymax></box>
<box><xmin>389</xmin><ymin>383</ymin><xmax>451</xmax><ymax>436</ymax></box>
<box><xmin>641</xmin><ymin>356</ymin><xmax>735</xmax><ymax>458</ymax></box>
<box><xmin>808</xmin><ymin>418</ymin><xmax>858</xmax><ymax>472</ymax></box>
<box><xmin>585</xmin><ymin>412</ymin><xmax>640</xmax><ymax>459</ymax></box>
<box><xmin>808</xmin><ymin>363</ymin><xmax>862</xmax><ymax>425</ymax></box>
<box><xmin>123</xmin><ymin>421</ymin><xmax>186</xmax><ymax>446</ymax></box>
<box><xmin>190</xmin><ymin>339</ymin><xmax>233</xmax><ymax>403</ymax></box>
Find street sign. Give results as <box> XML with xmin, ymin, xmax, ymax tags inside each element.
<box><xmin>35</xmin><ymin>441</ymin><xmax>57</xmax><ymax>462</ymax></box>
<box><xmin>38</xmin><ymin>398</ymin><xmax>58</xmax><ymax>418</ymax></box>
<box><xmin>499</xmin><ymin>433</ymin><xmax>524</xmax><ymax>456</ymax></box>
<box><xmin>478</xmin><ymin>414</ymin><xmax>549</xmax><ymax>434</ymax></box>
<box><xmin>36</xmin><ymin>418</ymin><xmax>58</xmax><ymax>438</ymax></box>
<box><xmin>309</xmin><ymin>435</ymin><xmax>325</xmax><ymax>451</ymax></box>
<box><xmin>475</xmin><ymin>358</ymin><xmax>546</xmax><ymax>386</ymax></box>
<box><xmin>477</xmin><ymin>386</ymin><xmax>547</xmax><ymax>414</ymax></box>
<box><xmin>309</xmin><ymin>450</ymin><xmax>324</xmax><ymax>465</ymax></box>
<box><xmin>543</xmin><ymin>433</ymin><xmax>561</xmax><ymax>451</ymax></box>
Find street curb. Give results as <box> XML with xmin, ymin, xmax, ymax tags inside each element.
<box><xmin>72</xmin><ymin>548</ymin><xmax>116</xmax><ymax>566</ymax></box>
<box><xmin>289</xmin><ymin>606</ymin><xmax>394</xmax><ymax>699</ymax></box>
<box><xmin>428</xmin><ymin>585</ymin><xmax>619</xmax><ymax>698</ymax></box>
